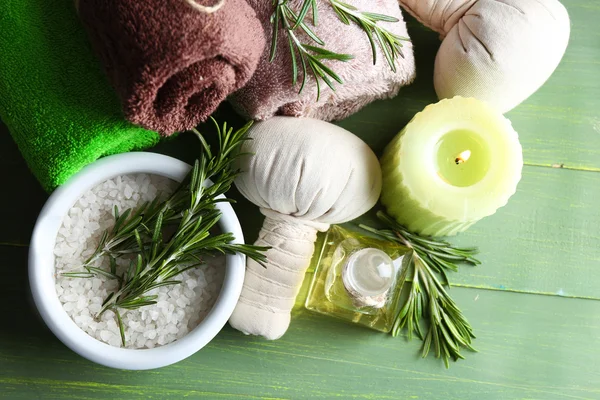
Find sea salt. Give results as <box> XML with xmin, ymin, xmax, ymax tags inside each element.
<box><xmin>54</xmin><ymin>173</ymin><xmax>226</xmax><ymax>349</ymax></box>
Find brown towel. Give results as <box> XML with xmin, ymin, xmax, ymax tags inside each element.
<box><xmin>78</xmin><ymin>0</ymin><xmax>265</xmax><ymax>135</ymax></box>
<box><xmin>229</xmin><ymin>0</ymin><xmax>416</xmax><ymax>122</ymax></box>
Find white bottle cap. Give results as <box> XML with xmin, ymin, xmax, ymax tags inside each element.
<box><xmin>342</xmin><ymin>248</ymin><xmax>396</xmax><ymax>306</ymax></box>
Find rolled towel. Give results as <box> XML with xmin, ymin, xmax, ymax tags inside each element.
<box><xmin>0</xmin><ymin>0</ymin><xmax>159</xmax><ymax>191</ymax></box>
<box><xmin>77</xmin><ymin>0</ymin><xmax>266</xmax><ymax>135</ymax></box>
<box><xmin>229</xmin><ymin>0</ymin><xmax>416</xmax><ymax>121</ymax></box>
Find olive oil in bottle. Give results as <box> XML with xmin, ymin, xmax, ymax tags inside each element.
<box><xmin>304</xmin><ymin>225</ymin><xmax>410</xmax><ymax>332</ymax></box>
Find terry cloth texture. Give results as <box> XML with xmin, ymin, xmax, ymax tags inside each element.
<box><xmin>78</xmin><ymin>0</ymin><xmax>266</xmax><ymax>135</ymax></box>
<box><xmin>0</xmin><ymin>0</ymin><xmax>160</xmax><ymax>192</ymax></box>
<box><xmin>229</xmin><ymin>0</ymin><xmax>416</xmax><ymax>122</ymax></box>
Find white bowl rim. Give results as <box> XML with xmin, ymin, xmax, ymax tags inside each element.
<box><xmin>29</xmin><ymin>152</ymin><xmax>246</xmax><ymax>370</ymax></box>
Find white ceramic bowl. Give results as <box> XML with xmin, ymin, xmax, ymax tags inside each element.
<box><xmin>29</xmin><ymin>152</ymin><xmax>246</xmax><ymax>370</ymax></box>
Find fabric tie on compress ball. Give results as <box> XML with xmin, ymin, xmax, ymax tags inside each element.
<box><xmin>229</xmin><ymin>0</ymin><xmax>416</xmax><ymax>122</ymax></box>
<box><xmin>0</xmin><ymin>0</ymin><xmax>160</xmax><ymax>192</ymax></box>
<box><xmin>77</xmin><ymin>0</ymin><xmax>266</xmax><ymax>135</ymax></box>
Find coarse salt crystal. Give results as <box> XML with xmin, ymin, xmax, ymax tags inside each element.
<box><xmin>100</xmin><ymin>330</ymin><xmax>112</xmax><ymax>341</ymax></box>
<box><xmin>124</xmin><ymin>184</ymin><xmax>133</xmax><ymax>199</ymax></box>
<box><xmin>157</xmin><ymin>301</ymin><xmax>168</xmax><ymax>310</ymax></box>
<box><xmin>108</xmin><ymin>336</ymin><xmax>122</xmax><ymax>347</ymax></box>
<box><xmin>145</xmin><ymin>330</ymin><xmax>157</xmax><ymax>340</ymax></box>
<box><xmin>136</xmin><ymin>335</ymin><xmax>146</xmax><ymax>348</ymax></box>
<box><xmin>186</xmin><ymin>279</ymin><xmax>198</xmax><ymax>289</ymax></box>
<box><xmin>166</xmin><ymin>325</ymin><xmax>178</xmax><ymax>335</ymax></box>
<box><xmin>88</xmin><ymin>303</ymin><xmax>101</xmax><ymax>313</ymax></box>
<box><xmin>176</xmin><ymin>298</ymin><xmax>188</xmax><ymax>308</ymax></box>
<box><xmin>77</xmin><ymin>296</ymin><xmax>87</xmax><ymax>310</ymax></box>
<box><xmin>183</xmin><ymin>288</ymin><xmax>196</xmax><ymax>299</ymax></box>
<box><xmin>64</xmin><ymin>293</ymin><xmax>78</xmax><ymax>302</ymax></box>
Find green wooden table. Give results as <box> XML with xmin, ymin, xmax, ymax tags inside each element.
<box><xmin>2</xmin><ymin>2</ymin><xmax>599</xmax><ymax>399</ymax></box>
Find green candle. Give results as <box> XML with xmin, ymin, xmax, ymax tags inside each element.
<box><xmin>380</xmin><ymin>97</ymin><xmax>523</xmax><ymax>237</ymax></box>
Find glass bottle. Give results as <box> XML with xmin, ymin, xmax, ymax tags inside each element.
<box><xmin>304</xmin><ymin>225</ymin><xmax>410</xmax><ymax>333</ymax></box>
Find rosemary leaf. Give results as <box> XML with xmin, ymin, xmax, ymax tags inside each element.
<box><xmin>303</xmin><ymin>45</ymin><xmax>353</xmax><ymax>61</ymax></box>
<box><xmin>109</xmin><ymin>256</ymin><xmax>117</xmax><ymax>275</ymax></box>
<box><xmin>270</xmin><ymin>0</ymin><xmax>353</xmax><ymax>96</ymax></box>
<box><xmin>86</xmin><ymin>266</ymin><xmax>120</xmax><ymax>281</ymax></box>
<box><xmin>329</xmin><ymin>0</ymin><xmax>409</xmax><ymax>71</ymax></box>
<box><xmin>293</xmin><ymin>0</ymin><xmax>316</xmax><ymax>30</ymax></box>
<box><xmin>61</xmin><ymin>272</ymin><xmax>95</xmax><ymax>279</ymax></box>
<box><xmin>289</xmin><ymin>36</ymin><xmax>299</xmax><ymax>85</ymax></box>
<box><xmin>115</xmin><ymin>309</ymin><xmax>126</xmax><ymax>347</ymax></box>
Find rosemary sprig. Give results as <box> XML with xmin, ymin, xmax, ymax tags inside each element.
<box><xmin>270</xmin><ymin>0</ymin><xmax>354</xmax><ymax>99</ymax></box>
<box><xmin>62</xmin><ymin>183</ymin><xmax>189</xmax><ymax>276</ymax></box>
<box><xmin>329</xmin><ymin>0</ymin><xmax>408</xmax><ymax>72</ymax></box>
<box><xmin>62</xmin><ymin>118</ymin><xmax>247</xmax><ymax>277</ymax></box>
<box><xmin>269</xmin><ymin>0</ymin><xmax>409</xmax><ymax>97</ymax></box>
<box><xmin>96</xmin><ymin>158</ymin><xmax>268</xmax><ymax>346</ymax></box>
<box><xmin>64</xmin><ymin>119</ymin><xmax>269</xmax><ymax>346</ymax></box>
<box><xmin>360</xmin><ymin>211</ymin><xmax>479</xmax><ymax>368</ymax></box>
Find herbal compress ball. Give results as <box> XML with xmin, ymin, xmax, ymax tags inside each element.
<box><xmin>229</xmin><ymin>117</ymin><xmax>382</xmax><ymax>340</ymax></box>
<box><xmin>399</xmin><ymin>0</ymin><xmax>570</xmax><ymax>112</ymax></box>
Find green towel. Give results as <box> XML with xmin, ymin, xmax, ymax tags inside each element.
<box><xmin>0</xmin><ymin>0</ymin><xmax>161</xmax><ymax>192</ymax></box>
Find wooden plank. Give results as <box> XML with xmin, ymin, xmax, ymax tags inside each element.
<box><xmin>350</xmin><ymin>165</ymin><xmax>600</xmax><ymax>300</ymax></box>
<box><xmin>447</xmin><ymin>165</ymin><xmax>600</xmax><ymax>299</ymax></box>
<box><xmin>1</xmin><ymin>286</ymin><xmax>599</xmax><ymax>399</ymax></box>
<box><xmin>0</xmin><ymin>124</ymin><xmax>48</xmax><ymax>246</ymax></box>
<box><xmin>504</xmin><ymin>0</ymin><xmax>600</xmax><ymax>171</ymax></box>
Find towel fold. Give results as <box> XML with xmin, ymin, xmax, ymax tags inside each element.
<box><xmin>0</xmin><ymin>0</ymin><xmax>160</xmax><ymax>192</ymax></box>
<box><xmin>229</xmin><ymin>0</ymin><xmax>416</xmax><ymax>121</ymax></box>
<box><xmin>77</xmin><ymin>0</ymin><xmax>266</xmax><ymax>135</ymax></box>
